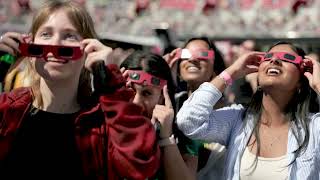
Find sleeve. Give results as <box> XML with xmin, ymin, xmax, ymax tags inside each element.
<box><xmin>176</xmin><ymin>82</ymin><xmax>244</xmax><ymax>146</ymax></box>
<box><xmin>99</xmin><ymin>64</ymin><xmax>161</xmax><ymax>180</ymax></box>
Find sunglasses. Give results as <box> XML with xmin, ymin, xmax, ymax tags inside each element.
<box><xmin>175</xmin><ymin>49</ymin><xmax>215</xmax><ymax>62</ymax></box>
<box><xmin>19</xmin><ymin>43</ymin><xmax>83</xmax><ymax>63</ymax></box>
<box><xmin>262</xmin><ymin>52</ymin><xmax>303</xmax><ymax>66</ymax></box>
<box><xmin>126</xmin><ymin>70</ymin><xmax>167</xmax><ymax>88</ymax></box>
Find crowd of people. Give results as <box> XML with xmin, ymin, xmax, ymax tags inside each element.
<box><xmin>1</xmin><ymin>0</ymin><xmax>320</xmax><ymax>38</ymax></box>
<box><xmin>0</xmin><ymin>0</ymin><xmax>320</xmax><ymax>180</ymax></box>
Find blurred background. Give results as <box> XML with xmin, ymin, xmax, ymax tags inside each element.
<box><xmin>1</xmin><ymin>0</ymin><xmax>320</xmax><ymax>62</ymax></box>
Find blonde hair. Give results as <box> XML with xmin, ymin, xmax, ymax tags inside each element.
<box><xmin>26</xmin><ymin>0</ymin><xmax>98</xmax><ymax>108</ymax></box>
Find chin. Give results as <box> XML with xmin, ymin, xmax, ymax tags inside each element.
<box><xmin>186</xmin><ymin>77</ymin><xmax>210</xmax><ymax>85</ymax></box>
<box><xmin>260</xmin><ymin>80</ymin><xmax>283</xmax><ymax>90</ymax></box>
<box><xmin>40</xmin><ymin>70</ymin><xmax>72</xmax><ymax>82</ymax></box>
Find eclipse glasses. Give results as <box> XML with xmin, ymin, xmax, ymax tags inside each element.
<box><xmin>261</xmin><ymin>51</ymin><xmax>313</xmax><ymax>72</ymax></box>
<box><xmin>19</xmin><ymin>43</ymin><xmax>83</xmax><ymax>63</ymax></box>
<box><xmin>175</xmin><ymin>49</ymin><xmax>214</xmax><ymax>62</ymax></box>
<box><xmin>126</xmin><ymin>70</ymin><xmax>167</xmax><ymax>88</ymax></box>
<box><xmin>262</xmin><ymin>52</ymin><xmax>302</xmax><ymax>65</ymax></box>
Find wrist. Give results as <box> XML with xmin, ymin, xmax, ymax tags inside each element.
<box><xmin>315</xmin><ymin>84</ymin><xmax>320</xmax><ymax>95</ymax></box>
<box><xmin>219</xmin><ymin>70</ymin><xmax>233</xmax><ymax>86</ymax></box>
<box><xmin>158</xmin><ymin>134</ymin><xmax>178</xmax><ymax>147</ymax></box>
<box><xmin>159</xmin><ymin>129</ymin><xmax>173</xmax><ymax>139</ymax></box>
<box><xmin>225</xmin><ymin>67</ymin><xmax>238</xmax><ymax>80</ymax></box>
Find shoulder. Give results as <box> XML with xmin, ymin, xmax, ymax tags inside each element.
<box><xmin>309</xmin><ymin>113</ymin><xmax>320</xmax><ymax>131</ymax></box>
<box><xmin>0</xmin><ymin>87</ymin><xmax>32</xmax><ymax>105</ymax></box>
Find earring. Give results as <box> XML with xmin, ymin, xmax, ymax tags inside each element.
<box><xmin>256</xmin><ymin>85</ymin><xmax>262</xmax><ymax>92</ymax></box>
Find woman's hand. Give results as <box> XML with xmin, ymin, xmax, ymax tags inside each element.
<box><xmin>225</xmin><ymin>51</ymin><xmax>264</xmax><ymax>81</ymax></box>
<box><xmin>0</xmin><ymin>32</ymin><xmax>27</xmax><ymax>56</ymax></box>
<box><xmin>163</xmin><ymin>48</ymin><xmax>181</xmax><ymax>87</ymax></box>
<box><xmin>0</xmin><ymin>32</ymin><xmax>31</xmax><ymax>72</ymax></box>
<box><xmin>163</xmin><ymin>48</ymin><xmax>181</xmax><ymax>68</ymax></box>
<box><xmin>151</xmin><ymin>85</ymin><xmax>174</xmax><ymax>138</ymax></box>
<box><xmin>304</xmin><ymin>56</ymin><xmax>320</xmax><ymax>94</ymax></box>
<box><xmin>120</xmin><ymin>67</ymin><xmax>132</xmax><ymax>87</ymax></box>
<box><xmin>81</xmin><ymin>39</ymin><xmax>113</xmax><ymax>72</ymax></box>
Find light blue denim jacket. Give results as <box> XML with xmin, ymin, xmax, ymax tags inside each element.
<box><xmin>177</xmin><ymin>82</ymin><xmax>320</xmax><ymax>180</ymax></box>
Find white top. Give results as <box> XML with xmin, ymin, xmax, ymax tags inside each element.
<box><xmin>177</xmin><ymin>82</ymin><xmax>320</xmax><ymax>180</ymax></box>
<box><xmin>240</xmin><ymin>147</ymin><xmax>289</xmax><ymax>180</ymax></box>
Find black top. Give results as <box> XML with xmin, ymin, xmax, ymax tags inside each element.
<box><xmin>1</xmin><ymin>106</ymin><xmax>84</xmax><ymax>179</ymax></box>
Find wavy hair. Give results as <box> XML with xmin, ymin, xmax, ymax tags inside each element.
<box><xmin>25</xmin><ymin>0</ymin><xmax>98</xmax><ymax>108</ymax></box>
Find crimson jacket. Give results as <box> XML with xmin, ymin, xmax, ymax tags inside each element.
<box><xmin>0</xmin><ymin>64</ymin><xmax>160</xmax><ymax>180</ymax></box>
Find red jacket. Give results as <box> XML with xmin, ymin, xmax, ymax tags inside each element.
<box><xmin>0</xmin><ymin>64</ymin><xmax>160</xmax><ymax>180</ymax></box>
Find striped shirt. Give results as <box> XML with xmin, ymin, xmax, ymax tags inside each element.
<box><xmin>177</xmin><ymin>82</ymin><xmax>320</xmax><ymax>180</ymax></box>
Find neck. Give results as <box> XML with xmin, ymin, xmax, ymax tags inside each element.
<box><xmin>34</xmin><ymin>78</ymin><xmax>80</xmax><ymax>114</ymax></box>
<box><xmin>260</xmin><ymin>89</ymin><xmax>294</xmax><ymax>127</ymax></box>
<box><xmin>187</xmin><ymin>82</ymin><xmax>202</xmax><ymax>96</ymax></box>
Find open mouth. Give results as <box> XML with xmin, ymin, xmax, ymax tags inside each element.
<box><xmin>266</xmin><ymin>67</ymin><xmax>281</xmax><ymax>75</ymax></box>
<box><xmin>186</xmin><ymin>65</ymin><xmax>200</xmax><ymax>72</ymax></box>
<box><xmin>187</xmin><ymin>63</ymin><xmax>201</xmax><ymax>72</ymax></box>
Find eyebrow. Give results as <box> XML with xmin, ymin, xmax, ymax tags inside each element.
<box><xmin>38</xmin><ymin>26</ymin><xmax>79</xmax><ymax>34</ymax></box>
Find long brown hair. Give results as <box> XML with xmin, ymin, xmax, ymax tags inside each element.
<box><xmin>244</xmin><ymin>42</ymin><xmax>312</xmax><ymax>170</ymax></box>
<box><xmin>26</xmin><ymin>0</ymin><xmax>98</xmax><ymax>108</ymax></box>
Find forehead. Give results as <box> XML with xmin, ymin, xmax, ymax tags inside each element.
<box><xmin>38</xmin><ymin>9</ymin><xmax>78</xmax><ymax>32</ymax></box>
<box><xmin>268</xmin><ymin>44</ymin><xmax>298</xmax><ymax>56</ymax></box>
<box><xmin>132</xmin><ymin>82</ymin><xmax>162</xmax><ymax>91</ymax></box>
<box><xmin>186</xmin><ymin>40</ymin><xmax>209</xmax><ymax>51</ymax></box>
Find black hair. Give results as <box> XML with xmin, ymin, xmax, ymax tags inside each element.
<box><xmin>176</xmin><ymin>37</ymin><xmax>226</xmax><ymax>92</ymax></box>
<box><xmin>120</xmin><ymin>51</ymin><xmax>195</xmax><ymax>158</ymax></box>
<box><xmin>120</xmin><ymin>51</ymin><xmax>176</xmax><ymax>111</ymax></box>
<box><xmin>244</xmin><ymin>41</ymin><xmax>314</xmax><ymax>170</ymax></box>
<box><xmin>183</xmin><ymin>37</ymin><xmax>226</xmax><ymax>75</ymax></box>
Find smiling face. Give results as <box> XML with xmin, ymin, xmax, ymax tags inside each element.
<box><xmin>179</xmin><ymin>40</ymin><xmax>215</xmax><ymax>85</ymax></box>
<box><xmin>258</xmin><ymin>44</ymin><xmax>301</xmax><ymax>92</ymax></box>
<box><xmin>32</xmin><ymin>9</ymin><xmax>85</xmax><ymax>82</ymax></box>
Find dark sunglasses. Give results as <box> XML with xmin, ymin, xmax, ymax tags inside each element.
<box><xmin>19</xmin><ymin>43</ymin><xmax>83</xmax><ymax>63</ymax></box>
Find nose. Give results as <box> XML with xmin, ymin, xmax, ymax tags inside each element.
<box><xmin>269</xmin><ymin>57</ymin><xmax>282</xmax><ymax>65</ymax></box>
<box><xmin>50</xmin><ymin>35</ymin><xmax>62</xmax><ymax>46</ymax></box>
<box><xmin>132</xmin><ymin>93</ymin><xmax>143</xmax><ymax>107</ymax></box>
<box><xmin>46</xmin><ymin>35</ymin><xmax>62</xmax><ymax>57</ymax></box>
<box><xmin>187</xmin><ymin>57</ymin><xmax>200</xmax><ymax>64</ymax></box>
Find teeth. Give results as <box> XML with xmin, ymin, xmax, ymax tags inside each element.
<box><xmin>267</xmin><ymin>68</ymin><xmax>280</xmax><ymax>74</ymax></box>
<box><xmin>187</xmin><ymin>66</ymin><xmax>200</xmax><ymax>71</ymax></box>
<box><xmin>47</xmin><ymin>57</ymin><xmax>66</xmax><ymax>63</ymax></box>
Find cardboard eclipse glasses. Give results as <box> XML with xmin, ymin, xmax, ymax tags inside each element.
<box><xmin>261</xmin><ymin>52</ymin><xmax>303</xmax><ymax>65</ymax></box>
<box><xmin>175</xmin><ymin>49</ymin><xmax>214</xmax><ymax>62</ymax></box>
<box><xmin>19</xmin><ymin>43</ymin><xmax>83</xmax><ymax>62</ymax></box>
<box><xmin>261</xmin><ymin>52</ymin><xmax>312</xmax><ymax>72</ymax></box>
<box><xmin>126</xmin><ymin>70</ymin><xmax>167</xmax><ymax>88</ymax></box>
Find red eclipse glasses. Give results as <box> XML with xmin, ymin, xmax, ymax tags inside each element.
<box><xmin>126</xmin><ymin>70</ymin><xmax>167</xmax><ymax>88</ymax></box>
<box><xmin>261</xmin><ymin>52</ymin><xmax>303</xmax><ymax>66</ymax></box>
<box><xmin>19</xmin><ymin>43</ymin><xmax>83</xmax><ymax>63</ymax></box>
<box><xmin>175</xmin><ymin>49</ymin><xmax>215</xmax><ymax>62</ymax></box>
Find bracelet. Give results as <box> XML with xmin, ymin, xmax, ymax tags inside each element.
<box><xmin>158</xmin><ymin>134</ymin><xmax>178</xmax><ymax>147</ymax></box>
<box><xmin>219</xmin><ymin>71</ymin><xmax>233</xmax><ymax>86</ymax></box>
